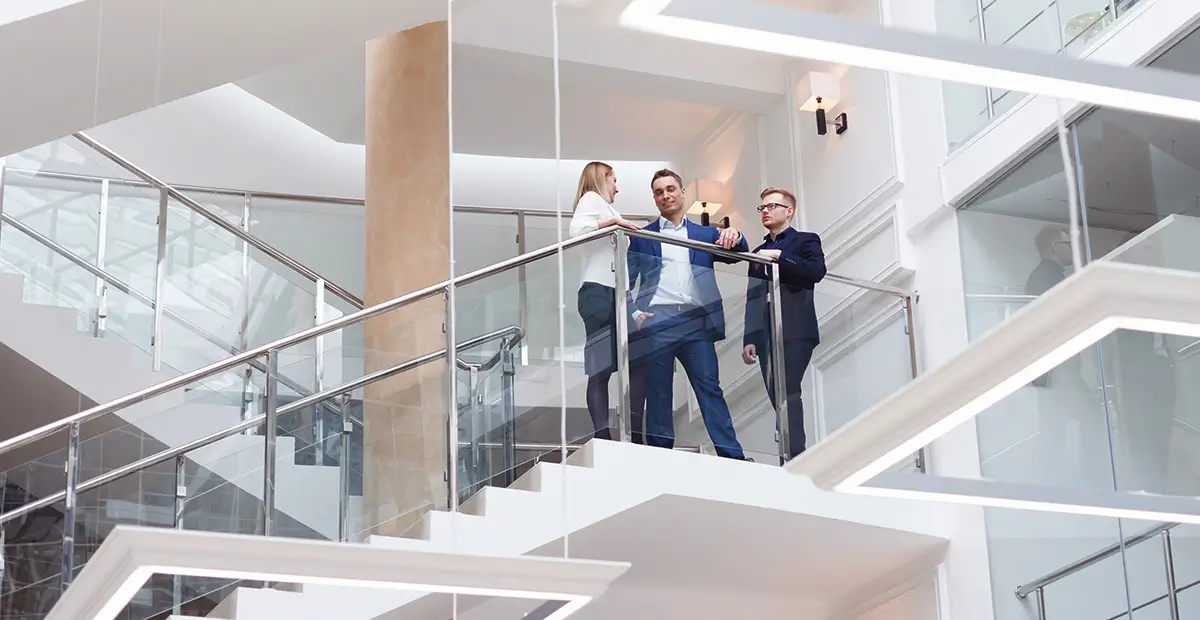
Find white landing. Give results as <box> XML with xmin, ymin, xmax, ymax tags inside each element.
<box><xmin>213</xmin><ymin>440</ymin><xmax>950</xmax><ymax>620</ymax></box>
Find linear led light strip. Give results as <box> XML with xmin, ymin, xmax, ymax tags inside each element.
<box><xmin>780</xmin><ymin>260</ymin><xmax>1200</xmax><ymax>522</ymax></box>
<box><xmin>49</xmin><ymin>526</ymin><xmax>629</xmax><ymax>620</ymax></box>
<box><xmin>621</xmin><ymin>0</ymin><xmax>1200</xmax><ymax>124</ymax></box>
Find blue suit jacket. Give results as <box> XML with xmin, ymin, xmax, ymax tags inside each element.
<box><xmin>744</xmin><ymin>227</ymin><xmax>827</xmax><ymax>347</ymax></box>
<box><xmin>627</xmin><ymin>219</ymin><xmax>749</xmax><ymax>342</ymax></box>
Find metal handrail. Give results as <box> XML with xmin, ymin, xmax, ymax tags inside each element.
<box><xmin>0</xmin><ymin>325</ymin><xmax>524</xmax><ymax>527</ymax></box>
<box><xmin>0</xmin><ymin>210</ymin><xmax>345</xmax><ymax>420</ymax></box>
<box><xmin>1016</xmin><ymin>522</ymin><xmax>1177</xmax><ymax>598</ymax></box>
<box><xmin>2</xmin><ymin>162</ymin><xmax>658</xmax><ymax>223</ymax></box>
<box><xmin>0</xmin><ymin>224</ymin><xmax>914</xmax><ymax>462</ymax></box>
<box><xmin>69</xmin><ymin>132</ymin><xmax>364</xmax><ymax>309</ymax></box>
<box><xmin>1104</xmin><ymin>574</ymin><xmax>1199</xmax><ymax>620</ymax></box>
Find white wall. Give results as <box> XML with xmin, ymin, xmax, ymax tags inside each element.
<box><xmin>788</xmin><ymin>0</ymin><xmax>1000</xmax><ymax>617</ymax></box>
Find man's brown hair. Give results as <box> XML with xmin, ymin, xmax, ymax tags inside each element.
<box><xmin>651</xmin><ymin>168</ymin><xmax>683</xmax><ymax>189</ymax></box>
<box><xmin>760</xmin><ymin>187</ymin><xmax>797</xmax><ymax>208</ymax></box>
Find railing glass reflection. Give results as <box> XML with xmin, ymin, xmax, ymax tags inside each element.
<box><xmin>0</xmin><ymin>223</ymin><xmax>915</xmax><ymax>619</ymax></box>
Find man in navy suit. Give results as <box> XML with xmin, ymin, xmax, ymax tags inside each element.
<box><xmin>742</xmin><ymin>187</ymin><xmax>826</xmax><ymax>463</ymax></box>
<box><xmin>627</xmin><ymin>169</ymin><xmax>749</xmax><ymax>459</ymax></box>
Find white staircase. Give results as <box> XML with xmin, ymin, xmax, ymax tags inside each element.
<box><xmin>0</xmin><ymin>270</ymin><xmax>341</xmax><ymax>537</ymax></box>
<box><xmin>211</xmin><ymin>440</ymin><xmax>950</xmax><ymax>620</ymax></box>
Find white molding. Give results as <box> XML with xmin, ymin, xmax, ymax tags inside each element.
<box><xmin>827</xmin><ymin>550</ymin><xmax>943</xmax><ymax>620</ymax></box>
<box><xmin>49</xmin><ymin>526</ymin><xmax>629</xmax><ymax>620</ymax></box>
<box><xmin>819</xmin><ymin>176</ymin><xmax>903</xmax><ymax>247</ymax></box>
<box><xmin>786</xmin><ymin>261</ymin><xmax>1200</xmax><ymax>522</ymax></box>
<box><xmin>756</xmin><ymin>113</ymin><xmax>770</xmax><ymax>191</ymax></box>
<box><xmin>813</xmin><ymin>301</ymin><xmax>905</xmax><ymax>370</ymax></box>
<box><xmin>675</xmin><ymin>109</ymin><xmax>747</xmax><ymax>165</ymax></box>
<box><xmin>824</xmin><ymin>202</ymin><xmax>900</xmax><ymax>271</ymax></box>
<box><xmin>785</xmin><ymin>66</ymin><xmax>810</xmax><ymax>232</ymax></box>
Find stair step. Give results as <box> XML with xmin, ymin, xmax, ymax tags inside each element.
<box><xmin>0</xmin><ymin>271</ymin><xmax>25</xmax><ymax>302</ymax></box>
<box><xmin>460</xmin><ymin>485</ymin><xmax>544</xmax><ymax>518</ymax></box>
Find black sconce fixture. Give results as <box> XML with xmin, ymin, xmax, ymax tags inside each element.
<box><xmin>798</xmin><ymin>72</ymin><xmax>847</xmax><ymax>136</ymax></box>
<box><xmin>815</xmin><ymin>97</ymin><xmax>849</xmax><ymax>136</ymax></box>
<box><xmin>686</xmin><ymin>179</ymin><xmax>726</xmax><ymax>228</ymax></box>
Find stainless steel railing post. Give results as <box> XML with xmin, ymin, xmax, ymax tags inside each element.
<box><xmin>613</xmin><ymin>231</ymin><xmax>632</xmax><ymax>443</ymax></box>
<box><xmin>904</xmin><ymin>295</ymin><xmax>927</xmax><ymax>473</ymax></box>
<box><xmin>261</xmin><ymin>350</ymin><xmax>279</xmax><ymax>538</ymax></box>
<box><xmin>92</xmin><ymin>179</ymin><xmax>110</xmax><ymax>338</ymax></box>
<box><xmin>240</xmin><ymin>193</ymin><xmax>255</xmax><ymax>435</ymax></box>
<box><xmin>1163</xmin><ymin>529</ymin><xmax>1181</xmax><ymax>620</ymax></box>
<box><xmin>152</xmin><ymin>189</ymin><xmax>168</xmax><ymax>371</ymax></box>
<box><xmin>314</xmin><ymin>279</ymin><xmax>327</xmax><ymax>466</ymax></box>
<box><xmin>444</xmin><ymin>287</ymin><xmax>459</xmax><ymax>512</ymax></box>
<box><xmin>516</xmin><ymin>212</ymin><xmax>529</xmax><ymax>365</ymax></box>
<box><xmin>466</xmin><ymin>365</ymin><xmax>481</xmax><ymax>497</ymax></box>
<box><xmin>60</xmin><ymin>421</ymin><xmax>81</xmax><ymax>591</ymax></box>
<box><xmin>769</xmin><ymin>266</ymin><xmax>790</xmax><ymax>464</ymax></box>
<box><xmin>338</xmin><ymin>394</ymin><xmax>352</xmax><ymax>543</ymax></box>
<box><xmin>172</xmin><ymin>454</ymin><xmax>186</xmax><ymax>615</ymax></box>
<box><xmin>1036</xmin><ymin>587</ymin><xmax>1046</xmax><ymax>619</ymax></box>
<box><xmin>500</xmin><ymin>338</ymin><xmax>517</xmax><ymax>484</ymax></box>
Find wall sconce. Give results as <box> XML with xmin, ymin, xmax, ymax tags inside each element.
<box><xmin>796</xmin><ymin>71</ymin><xmax>848</xmax><ymax>136</ymax></box>
<box><xmin>686</xmin><ymin>179</ymin><xmax>725</xmax><ymax>227</ymax></box>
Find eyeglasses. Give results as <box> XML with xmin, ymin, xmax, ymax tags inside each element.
<box><xmin>756</xmin><ymin>203</ymin><xmax>789</xmax><ymax>213</ymax></box>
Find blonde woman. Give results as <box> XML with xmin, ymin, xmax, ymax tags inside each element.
<box><xmin>569</xmin><ymin>162</ymin><xmax>642</xmax><ymax>441</ymax></box>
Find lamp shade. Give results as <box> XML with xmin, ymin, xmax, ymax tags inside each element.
<box><xmin>686</xmin><ymin>179</ymin><xmax>726</xmax><ymax>215</ymax></box>
<box><xmin>796</xmin><ymin>71</ymin><xmax>841</xmax><ymax>112</ymax></box>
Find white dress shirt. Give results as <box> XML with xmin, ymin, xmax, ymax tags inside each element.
<box><xmin>647</xmin><ymin>217</ymin><xmax>698</xmax><ymax>307</ymax></box>
<box><xmin>569</xmin><ymin>191</ymin><xmax>621</xmax><ymax>288</ymax></box>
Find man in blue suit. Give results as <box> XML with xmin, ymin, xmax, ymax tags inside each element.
<box><xmin>742</xmin><ymin>187</ymin><xmax>826</xmax><ymax>463</ymax></box>
<box><xmin>627</xmin><ymin>169</ymin><xmax>749</xmax><ymax>459</ymax></box>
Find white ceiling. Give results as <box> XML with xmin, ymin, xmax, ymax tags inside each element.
<box><xmin>237</xmin><ymin>43</ymin><xmax>777</xmax><ymax>160</ymax></box>
<box><xmin>234</xmin><ymin>0</ymin><xmax>795</xmax><ymax>161</ymax></box>
<box><xmin>0</xmin><ymin>0</ymin><xmax>451</xmax><ymax>159</ymax></box>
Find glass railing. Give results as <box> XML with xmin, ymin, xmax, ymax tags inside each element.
<box><xmin>939</xmin><ymin>0</ymin><xmax>1144</xmax><ymax>149</ymax></box>
<box><xmin>0</xmin><ymin>226</ymin><xmax>916</xmax><ymax>619</ymax></box>
<box><xmin>963</xmin><ymin>216</ymin><xmax>1200</xmax><ymax>499</ymax></box>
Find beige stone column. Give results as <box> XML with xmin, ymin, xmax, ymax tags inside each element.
<box><xmin>362</xmin><ymin>21</ymin><xmax>450</xmax><ymax>536</ymax></box>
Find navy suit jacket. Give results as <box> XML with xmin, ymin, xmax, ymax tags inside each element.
<box><xmin>744</xmin><ymin>227</ymin><xmax>827</xmax><ymax>347</ymax></box>
<box><xmin>627</xmin><ymin>219</ymin><xmax>748</xmax><ymax>342</ymax></box>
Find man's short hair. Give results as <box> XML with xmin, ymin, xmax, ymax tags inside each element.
<box><xmin>651</xmin><ymin>168</ymin><xmax>683</xmax><ymax>189</ymax></box>
<box><xmin>760</xmin><ymin>187</ymin><xmax>797</xmax><ymax>209</ymax></box>
<box><xmin>1035</xmin><ymin>224</ymin><xmax>1067</xmax><ymax>257</ymax></box>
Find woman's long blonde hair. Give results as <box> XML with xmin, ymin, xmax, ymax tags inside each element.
<box><xmin>573</xmin><ymin>161</ymin><xmax>614</xmax><ymax>211</ymax></box>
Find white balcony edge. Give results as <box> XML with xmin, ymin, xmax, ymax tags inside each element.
<box><xmin>784</xmin><ymin>261</ymin><xmax>1200</xmax><ymax>521</ymax></box>
<box><xmin>48</xmin><ymin>526</ymin><xmax>630</xmax><ymax>620</ymax></box>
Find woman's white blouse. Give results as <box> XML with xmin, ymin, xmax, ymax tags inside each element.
<box><xmin>569</xmin><ymin>191</ymin><xmax>622</xmax><ymax>288</ymax></box>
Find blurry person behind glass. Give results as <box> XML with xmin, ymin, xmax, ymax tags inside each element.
<box><xmin>1110</xmin><ymin>230</ymin><xmax>1176</xmax><ymax>494</ymax></box>
<box><xmin>1025</xmin><ymin>224</ymin><xmax>1073</xmax><ymax>296</ymax></box>
<box><xmin>569</xmin><ymin>162</ymin><xmax>643</xmax><ymax>441</ymax></box>
<box><xmin>1025</xmin><ymin>223</ymin><xmax>1109</xmax><ymax>488</ymax></box>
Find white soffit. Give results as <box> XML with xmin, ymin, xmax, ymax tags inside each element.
<box><xmin>48</xmin><ymin>526</ymin><xmax>630</xmax><ymax>620</ymax></box>
<box><xmin>784</xmin><ymin>261</ymin><xmax>1200</xmax><ymax>521</ymax></box>
<box><xmin>620</xmin><ymin>0</ymin><xmax>1200</xmax><ymax>124</ymax></box>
